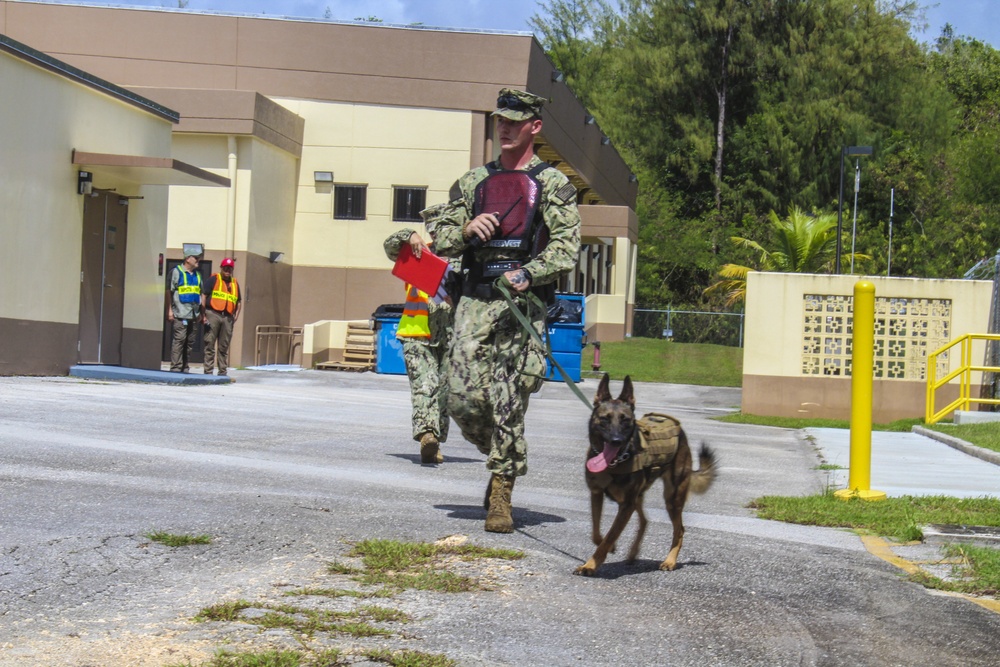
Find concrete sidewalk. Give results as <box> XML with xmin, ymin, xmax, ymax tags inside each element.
<box><xmin>807</xmin><ymin>427</ymin><xmax>1000</xmax><ymax>498</ymax></box>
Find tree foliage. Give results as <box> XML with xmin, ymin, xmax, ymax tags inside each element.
<box><xmin>531</xmin><ymin>0</ymin><xmax>1000</xmax><ymax>307</ymax></box>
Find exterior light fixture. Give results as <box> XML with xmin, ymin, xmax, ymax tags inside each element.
<box><xmin>269</xmin><ymin>251</ymin><xmax>285</xmax><ymax>264</ymax></box>
<box><xmin>78</xmin><ymin>170</ymin><xmax>93</xmax><ymax>195</ymax></box>
<box><xmin>313</xmin><ymin>171</ymin><xmax>333</xmax><ymax>183</ymax></box>
<box><xmin>552</xmin><ymin>70</ymin><xmax>564</xmax><ymax>83</ymax></box>
<box><xmin>601</xmin><ymin>135</ymin><xmax>610</xmax><ymax>146</ymax></box>
<box><xmin>584</xmin><ymin>114</ymin><xmax>596</xmax><ymax>125</ymax></box>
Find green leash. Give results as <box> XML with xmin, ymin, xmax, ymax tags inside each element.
<box><xmin>495</xmin><ymin>277</ymin><xmax>593</xmax><ymax>410</ymax></box>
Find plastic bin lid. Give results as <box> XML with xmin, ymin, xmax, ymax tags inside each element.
<box><xmin>372</xmin><ymin>303</ymin><xmax>405</xmax><ymax>319</ymax></box>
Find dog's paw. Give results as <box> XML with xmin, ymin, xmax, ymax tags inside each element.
<box><xmin>658</xmin><ymin>560</ymin><xmax>678</xmax><ymax>571</ymax></box>
<box><xmin>574</xmin><ymin>558</ymin><xmax>600</xmax><ymax>576</ymax></box>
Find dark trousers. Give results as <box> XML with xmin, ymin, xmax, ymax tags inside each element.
<box><xmin>203</xmin><ymin>309</ymin><xmax>234</xmax><ymax>375</ymax></box>
<box><xmin>170</xmin><ymin>318</ymin><xmax>198</xmax><ymax>372</ymax></box>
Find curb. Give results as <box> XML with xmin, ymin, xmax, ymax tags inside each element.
<box><xmin>911</xmin><ymin>426</ymin><xmax>1000</xmax><ymax>467</ymax></box>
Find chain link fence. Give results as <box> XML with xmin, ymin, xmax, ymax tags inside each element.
<box><xmin>632</xmin><ymin>309</ymin><xmax>745</xmax><ymax>347</ymax></box>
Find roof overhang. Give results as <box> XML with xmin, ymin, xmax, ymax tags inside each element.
<box><xmin>71</xmin><ymin>150</ymin><xmax>230</xmax><ymax>188</ymax></box>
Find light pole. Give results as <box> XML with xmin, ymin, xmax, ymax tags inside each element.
<box><xmin>836</xmin><ymin>145</ymin><xmax>872</xmax><ymax>274</ymax></box>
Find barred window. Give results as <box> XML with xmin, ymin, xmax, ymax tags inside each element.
<box><xmin>334</xmin><ymin>184</ymin><xmax>367</xmax><ymax>220</ymax></box>
<box><xmin>392</xmin><ymin>186</ymin><xmax>427</xmax><ymax>223</ymax></box>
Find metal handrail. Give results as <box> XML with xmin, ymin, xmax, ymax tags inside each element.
<box><xmin>925</xmin><ymin>333</ymin><xmax>1000</xmax><ymax>424</ymax></box>
<box><xmin>255</xmin><ymin>325</ymin><xmax>303</xmax><ymax>367</ymax></box>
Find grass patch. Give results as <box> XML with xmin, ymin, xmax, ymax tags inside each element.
<box><xmin>362</xmin><ymin>648</ymin><xmax>457</xmax><ymax>667</ymax></box>
<box><xmin>194</xmin><ymin>600</ymin><xmax>404</xmax><ymax>637</ymax></box>
<box><xmin>169</xmin><ymin>647</ymin><xmax>455</xmax><ymax>667</ymax></box>
<box><xmin>717</xmin><ymin>412</ymin><xmax>923</xmax><ymax>432</ymax></box>
<box><xmin>749</xmin><ymin>493</ymin><xmax>1000</xmax><ymax>542</ymax></box>
<box><xmin>146</xmin><ymin>531</ymin><xmax>212</xmax><ymax>547</ymax></box>
<box><xmin>283</xmin><ymin>587</ymin><xmax>394</xmax><ymax>599</ymax></box>
<box><xmin>588</xmin><ymin>339</ymin><xmax>742</xmax><ymax>386</ymax></box>
<box><xmin>329</xmin><ymin>539</ymin><xmax>524</xmax><ymax>594</ymax></box>
<box><xmin>924</xmin><ymin>421</ymin><xmax>1000</xmax><ymax>454</ymax></box>
<box><xmin>910</xmin><ymin>543</ymin><xmax>1000</xmax><ymax>597</ymax></box>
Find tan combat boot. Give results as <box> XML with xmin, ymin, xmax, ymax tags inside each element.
<box><xmin>484</xmin><ymin>473</ymin><xmax>516</xmax><ymax>533</ymax></box>
<box><xmin>419</xmin><ymin>432</ymin><xmax>443</xmax><ymax>464</ymax></box>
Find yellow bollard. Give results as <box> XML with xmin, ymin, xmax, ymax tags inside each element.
<box><xmin>834</xmin><ymin>280</ymin><xmax>887</xmax><ymax>502</ymax></box>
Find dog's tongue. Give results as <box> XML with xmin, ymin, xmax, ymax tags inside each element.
<box><xmin>586</xmin><ymin>443</ymin><xmax>621</xmax><ymax>474</ymax></box>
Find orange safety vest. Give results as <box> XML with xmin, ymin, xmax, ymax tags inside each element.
<box><xmin>397</xmin><ymin>284</ymin><xmax>431</xmax><ymax>338</ymax></box>
<box><xmin>209</xmin><ymin>274</ymin><xmax>240</xmax><ymax>314</ymax></box>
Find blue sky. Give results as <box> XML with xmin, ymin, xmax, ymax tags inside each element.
<box><xmin>36</xmin><ymin>1</ymin><xmax>1000</xmax><ymax>47</ymax></box>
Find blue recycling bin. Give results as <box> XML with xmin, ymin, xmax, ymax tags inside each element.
<box><xmin>374</xmin><ymin>311</ymin><xmax>407</xmax><ymax>375</ymax></box>
<box><xmin>546</xmin><ymin>293</ymin><xmax>585</xmax><ymax>382</ymax></box>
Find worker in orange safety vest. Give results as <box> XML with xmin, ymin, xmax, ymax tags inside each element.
<box><xmin>203</xmin><ymin>257</ymin><xmax>241</xmax><ymax>377</ymax></box>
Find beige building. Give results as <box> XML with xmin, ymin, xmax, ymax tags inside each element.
<box><xmin>0</xmin><ymin>31</ymin><xmax>226</xmax><ymax>375</ymax></box>
<box><xmin>0</xmin><ymin>1</ymin><xmax>638</xmax><ymax>372</ymax></box>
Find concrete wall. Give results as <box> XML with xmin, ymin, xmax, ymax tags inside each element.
<box><xmin>742</xmin><ymin>272</ymin><xmax>994</xmax><ymax>422</ymax></box>
<box><xmin>0</xmin><ymin>45</ymin><xmax>173</xmax><ymax>374</ymax></box>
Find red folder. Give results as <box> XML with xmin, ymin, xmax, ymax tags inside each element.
<box><xmin>391</xmin><ymin>244</ymin><xmax>449</xmax><ymax>295</ymax></box>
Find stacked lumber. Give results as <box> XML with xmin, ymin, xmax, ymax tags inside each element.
<box><xmin>316</xmin><ymin>320</ymin><xmax>375</xmax><ymax>372</ymax></box>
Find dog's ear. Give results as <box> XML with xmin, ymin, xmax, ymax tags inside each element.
<box><xmin>618</xmin><ymin>375</ymin><xmax>635</xmax><ymax>408</ymax></box>
<box><xmin>595</xmin><ymin>373</ymin><xmax>612</xmax><ymax>406</ymax></box>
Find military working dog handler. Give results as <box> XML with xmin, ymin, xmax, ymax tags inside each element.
<box><xmin>433</xmin><ymin>89</ymin><xmax>582</xmax><ymax>533</ymax></box>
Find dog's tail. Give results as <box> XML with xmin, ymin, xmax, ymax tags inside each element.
<box><xmin>689</xmin><ymin>442</ymin><xmax>717</xmax><ymax>495</ymax></box>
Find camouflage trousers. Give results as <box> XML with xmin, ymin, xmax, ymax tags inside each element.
<box><xmin>402</xmin><ymin>337</ymin><xmax>450</xmax><ymax>442</ymax></box>
<box><xmin>447</xmin><ymin>297</ymin><xmax>546</xmax><ymax>478</ymax></box>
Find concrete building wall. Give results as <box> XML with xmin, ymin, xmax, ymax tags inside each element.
<box><xmin>742</xmin><ymin>272</ymin><xmax>994</xmax><ymax>422</ymax></box>
<box><xmin>0</xmin><ymin>45</ymin><xmax>174</xmax><ymax>374</ymax></box>
<box><xmin>2</xmin><ymin>0</ymin><xmax>641</xmax><ymax>370</ymax></box>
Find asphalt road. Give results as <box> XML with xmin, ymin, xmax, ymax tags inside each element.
<box><xmin>1</xmin><ymin>370</ymin><xmax>998</xmax><ymax>666</ymax></box>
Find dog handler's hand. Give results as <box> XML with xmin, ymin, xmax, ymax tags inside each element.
<box><xmin>407</xmin><ymin>232</ymin><xmax>429</xmax><ymax>259</ymax></box>
<box><xmin>503</xmin><ymin>267</ymin><xmax>532</xmax><ymax>293</ymax></box>
<box><xmin>464</xmin><ymin>212</ymin><xmax>500</xmax><ymax>245</ymax></box>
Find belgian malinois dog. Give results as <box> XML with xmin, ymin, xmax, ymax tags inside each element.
<box><xmin>575</xmin><ymin>374</ymin><xmax>717</xmax><ymax>576</ymax></box>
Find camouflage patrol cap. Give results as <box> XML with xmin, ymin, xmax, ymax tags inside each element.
<box><xmin>491</xmin><ymin>88</ymin><xmax>547</xmax><ymax>121</ymax></box>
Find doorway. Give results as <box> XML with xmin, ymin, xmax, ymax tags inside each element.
<box><xmin>160</xmin><ymin>259</ymin><xmax>212</xmax><ymax>364</ymax></box>
<box><xmin>78</xmin><ymin>191</ymin><xmax>128</xmax><ymax>364</ymax></box>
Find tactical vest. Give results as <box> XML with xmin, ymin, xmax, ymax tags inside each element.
<box><xmin>176</xmin><ymin>268</ymin><xmax>202</xmax><ymax>304</ymax></box>
<box><xmin>613</xmin><ymin>413</ymin><xmax>682</xmax><ymax>475</ymax></box>
<box><xmin>464</xmin><ymin>161</ymin><xmax>554</xmax><ymax>300</ymax></box>
<box><xmin>209</xmin><ymin>274</ymin><xmax>239</xmax><ymax>314</ymax></box>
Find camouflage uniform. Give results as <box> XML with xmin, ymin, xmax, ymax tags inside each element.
<box><xmin>433</xmin><ymin>150</ymin><xmax>581</xmax><ymax>478</ymax></box>
<box><xmin>383</xmin><ymin>224</ymin><xmax>455</xmax><ymax>444</ymax></box>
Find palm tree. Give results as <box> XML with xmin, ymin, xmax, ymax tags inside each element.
<box><xmin>705</xmin><ymin>206</ymin><xmax>868</xmax><ymax>306</ymax></box>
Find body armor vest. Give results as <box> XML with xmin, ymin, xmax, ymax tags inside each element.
<box><xmin>464</xmin><ymin>161</ymin><xmax>554</xmax><ymax>301</ymax></box>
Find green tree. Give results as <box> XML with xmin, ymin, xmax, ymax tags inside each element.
<box><xmin>705</xmin><ymin>206</ymin><xmax>868</xmax><ymax>305</ymax></box>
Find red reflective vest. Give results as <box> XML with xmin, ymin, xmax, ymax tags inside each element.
<box><xmin>208</xmin><ymin>274</ymin><xmax>240</xmax><ymax>314</ymax></box>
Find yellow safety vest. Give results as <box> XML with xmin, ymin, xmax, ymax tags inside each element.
<box><xmin>176</xmin><ymin>269</ymin><xmax>202</xmax><ymax>304</ymax></box>
<box><xmin>397</xmin><ymin>284</ymin><xmax>431</xmax><ymax>338</ymax></box>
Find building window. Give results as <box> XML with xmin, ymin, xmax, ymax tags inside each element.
<box><xmin>334</xmin><ymin>184</ymin><xmax>367</xmax><ymax>220</ymax></box>
<box><xmin>393</xmin><ymin>186</ymin><xmax>427</xmax><ymax>223</ymax></box>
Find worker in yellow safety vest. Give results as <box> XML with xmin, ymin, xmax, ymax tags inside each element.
<box><xmin>168</xmin><ymin>252</ymin><xmax>204</xmax><ymax>373</ymax></box>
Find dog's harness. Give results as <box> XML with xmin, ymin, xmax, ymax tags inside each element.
<box><xmin>595</xmin><ymin>413</ymin><xmax>682</xmax><ymax>475</ymax></box>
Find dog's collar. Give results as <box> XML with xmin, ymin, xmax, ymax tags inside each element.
<box><xmin>590</xmin><ymin>428</ymin><xmax>638</xmax><ymax>469</ymax></box>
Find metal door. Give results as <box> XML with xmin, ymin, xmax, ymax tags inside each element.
<box><xmin>78</xmin><ymin>192</ymin><xmax>128</xmax><ymax>364</ymax></box>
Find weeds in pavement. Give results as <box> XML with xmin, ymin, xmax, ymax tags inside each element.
<box><xmin>168</xmin><ymin>647</ymin><xmax>453</xmax><ymax>667</ymax></box>
<box><xmin>327</xmin><ymin>539</ymin><xmax>524</xmax><ymax>593</ymax></box>
<box><xmin>145</xmin><ymin>531</ymin><xmax>212</xmax><ymax>547</ymax></box>
<box><xmin>195</xmin><ymin>600</ymin><xmax>404</xmax><ymax>637</ymax></box>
